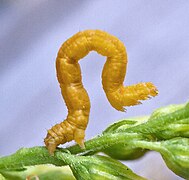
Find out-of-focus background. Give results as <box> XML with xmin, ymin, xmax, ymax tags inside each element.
<box><xmin>0</xmin><ymin>1</ymin><xmax>188</xmax><ymax>179</ymax></box>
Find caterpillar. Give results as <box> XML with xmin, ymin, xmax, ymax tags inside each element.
<box><xmin>44</xmin><ymin>30</ymin><xmax>158</xmax><ymax>154</ymax></box>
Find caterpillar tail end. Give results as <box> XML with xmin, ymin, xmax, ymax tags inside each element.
<box><xmin>44</xmin><ymin>124</ymin><xmax>68</xmax><ymax>155</ymax></box>
<box><xmin>44</xmin><ymin>122</ymin><xmax>86</xmax><ymax>155</ymax></box>
<box><xmin>107</xmin><ymin>82</ymin><xmax>158</xmax><ymax>111</ymax></box>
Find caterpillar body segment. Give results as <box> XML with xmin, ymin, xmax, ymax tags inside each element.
<box><xmin>44</xmin><ymin>30</ymin><xmax>158</xmax><ymax>154</ymax></box>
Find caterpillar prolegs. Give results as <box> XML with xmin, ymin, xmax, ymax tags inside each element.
<box><xmin>44</xmin><ymin>30</ymin><xmax>158</xmax><ymax>154</ymax></box>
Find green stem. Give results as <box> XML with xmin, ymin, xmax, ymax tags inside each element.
<box><xmin>0</xmin><ymin>147</ymin><xmax>65</xmax><ymax>170</ymax></box>
<box><xmin>66</xmin><ymin>133</ymin><xmax>146</xmax><ymax>155</ymax></box>
<box><xmin>0</xmin><ymin>133</ymin><xmax>145</xmax><ymax>170</ymax></box>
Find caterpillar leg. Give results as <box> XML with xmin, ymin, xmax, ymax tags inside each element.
<box><xmin>44</xmin><ymin>123</ymin><xmax>68</xmax><ymax>155</ymax></box>
<box><xmin>44</xmin><ymin>112</ymin><xmax>88</xmax><ymax>154</ymax></box>
<box><xmin>44</xmin><ymin>129</ymin><xmax>86</xmax><ymax>155</ymax></box>
<box><xmin>73</xmin><ymin>128</ymin><xmax>85</xmax><ymax>149</ymax></box>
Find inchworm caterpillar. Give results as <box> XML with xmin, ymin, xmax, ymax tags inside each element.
<box><xmin>44</xmin><ymin>30</ymin><xmax>158</xmax><ymax>154</ymax></box>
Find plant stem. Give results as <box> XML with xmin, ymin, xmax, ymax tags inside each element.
<box><xmin>0</xmin><ymin>147</ymin><xmax>65</xmax><ymax>170</ymax></box>
<box><xmin>66</xmin><ymin>133</ymin><xmax>146</xmax><ymax>155</ymax></box>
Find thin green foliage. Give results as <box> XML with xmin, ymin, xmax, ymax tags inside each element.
<box><xmin>0</xmin><ymin>102</ymin><xmax>189</xmax><ymax>179</ymax></box>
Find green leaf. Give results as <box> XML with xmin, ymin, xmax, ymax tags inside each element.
<box><xmin>149</xmin><ymin>104</ymin><xmax>185</xmax><ymax>120</ymax></box>
<box><xmin>120</xmin><ymin>102</ymin><xmax>189</xmax><ymax>139</ymax></box>
<box><xmin>0</xmin><ymin>146</ymin><xmax>146</xmax><ymax>180</ymax></box>
<box><xmin>160</xmin><ymin>138</ymin><xmax>189</xmax><ymax>179</ymax></box>
<box><xmin>56</xmin><ymin>152</ymin><xmax>147</xmax><ymax>180</ymax></box>
<box><xmin>150</xmin><ymin>117</ymin><xmax>189</xmax><ymax>140</ymax></box>
<box><xmin>0</xmin><ymin>174</ymin><xmax>5</xmax><ymax>180</ymax></box>
<box><xmin>102</xmin><ymin>117</ymin><xmax>149</xmax><ymax>160</ymax></box>
<box><xmin>0</xmin><ymin>165</ymin><xmax>75</xmax><ymax>180</ymax></box>
<box><xmin>102</xmin><ymin>144</ymin><xmax>147</xmax><ymax>160</ymax></box>
<box><xmin>147</xmin><ymin>103</ymin><xmax>189</xmax><ymax>139</ymax></box>
<box><xmin>103</xmin><ymin>116</ymin><xmax>148</xmax><ymax>134</ymax></box>
<box><xmin>128</xmin><ymin>138</ymin><xmax>189</xmax><ymax>179</ymax></box>
<box><xmin>103</xmin><ymin>103</ymin><xmax>189</xmax><ymax>143</ymax></box>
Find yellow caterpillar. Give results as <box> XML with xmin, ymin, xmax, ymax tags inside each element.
<box><xmin>44</xmin><ymin>30</ymin><xmax>158</xmax><ymax>154</ymax></box>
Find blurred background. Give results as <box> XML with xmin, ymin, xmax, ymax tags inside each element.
<box><xmin>0</xmin><ymin>0</ymin><xmax>189</xmax><ymax>179</ymax></box>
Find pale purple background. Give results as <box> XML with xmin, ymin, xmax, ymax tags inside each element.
<box><xmin>0</xmin><ymin>1</ymin><xmax>189</xmax><ymax>179</ymax></box>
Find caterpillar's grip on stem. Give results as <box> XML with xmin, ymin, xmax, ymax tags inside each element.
<box><xmin>44</xmin><ymin>30</ymin><xmax>158</xmax><ymax>154</ymax></box>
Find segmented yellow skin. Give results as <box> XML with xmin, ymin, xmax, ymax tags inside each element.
<box><xmin>44</xmin><ymin>30</ymin><xmax>158</xmax><ymax>154</ymax></box>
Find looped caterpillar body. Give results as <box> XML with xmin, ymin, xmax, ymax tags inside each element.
<box><xmin>44</xmin><ymin>30</ymin><xmax>158</xmax><ymax>154</ymax></box>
